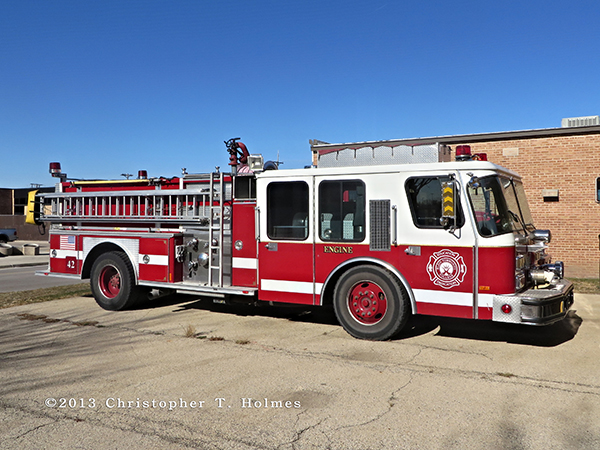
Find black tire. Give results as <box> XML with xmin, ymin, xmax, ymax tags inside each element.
<box><xmin>90</xmin><ymin>251</ymin><xmax>145</xmax><ymax>311</ymax></box>
<box><xmin>333</xmin><ymin>265</ymin><xmax>410</xmax><ymax>340</ymax></box>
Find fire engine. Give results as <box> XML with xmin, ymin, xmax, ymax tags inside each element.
<box><xmin>26</xmin><ymin>138</ymin><xmax>574</xmax><ymax>340</ymax></box>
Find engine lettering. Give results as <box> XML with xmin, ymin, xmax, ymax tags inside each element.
<box><xmin>323</xmin><ymin>246</ymin><xmax>353</xmax><ymax>254</ymax></box>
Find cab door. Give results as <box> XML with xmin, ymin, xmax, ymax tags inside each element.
<box><xmin>401</xmin><ymin>173</ymin><xmax>477</xmax><ymax>319</ymax></box>
<box><xmin>256</xmin><ymin>177</ymin><xmax>315</xmax><ymax>305</ymax></box>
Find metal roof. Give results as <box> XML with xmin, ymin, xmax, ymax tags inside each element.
<box><xmin>255</xmin><ymin>159</ymin><xmax>520</xmax><ymax>180</ymax></box>
<box><xmin>310</xmin><ymin>125</ymin><xmax>600</xmax><ymax>153</ymax></box>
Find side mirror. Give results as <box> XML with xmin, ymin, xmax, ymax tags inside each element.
<box><xmin>467</xmin><ymin>173</ymin><xmax>481</xmax><ymax>189</ymax></box>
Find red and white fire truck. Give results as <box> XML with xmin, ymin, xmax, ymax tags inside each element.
<box><xmin>27</xmin><ymin>138</ymin><xmax>573</xmax><ymax>340</ymax></box>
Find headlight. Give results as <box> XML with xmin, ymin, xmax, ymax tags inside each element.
<box><xmin>521</xmin><ymin>304</ymin><xmax>541</xmax><ymax>319</ymax></box>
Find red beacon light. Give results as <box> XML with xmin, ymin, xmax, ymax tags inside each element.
<box><xmin>455</xmin><ymin>145</ymin><xmax>472</xmax><ymax>161</ymax></box>
<box><xmin>49</xmin><ymin>162</ymin><xmax>62</xmax><ymax>176</ymax></box>
<box><xmin>49</xmin><ymin>162</ymin><xmax>67</xmax><ymax>181</ymax></box>
<box><xmin>138</xmin><ymin>170</ymin><xmax>148</xmax><ymax>179</ymax></box>
<box><xmin>455</xmin><ymin>145</ymin><xmax>488</xmax><ymax>162</ymax></box>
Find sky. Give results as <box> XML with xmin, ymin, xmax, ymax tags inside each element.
<box><xmin>1</xmin><ymin>0</ymin><xmax>599</xmax><ymax>188</ymax></box>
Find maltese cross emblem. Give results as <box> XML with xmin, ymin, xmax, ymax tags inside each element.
<box><xmin>426</xmin><ymin>249</ymin><xmax>467</xmax><ymax>289</ymax></box>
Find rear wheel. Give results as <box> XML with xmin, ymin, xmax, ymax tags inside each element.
<box><xmin>90</xmin><ymin>251</ymin><xmax>145</xmax><ymax>310</ymax></box>
<box><xmin>333</xmin><ymin>265</ymin><xmax>410</xmax><ymax>340</ymax></box>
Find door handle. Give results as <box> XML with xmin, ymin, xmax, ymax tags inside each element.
<box><xmin>405</xmin><ymin>246</ymin><xmax>421</xmax><ymax>256</ymax></box>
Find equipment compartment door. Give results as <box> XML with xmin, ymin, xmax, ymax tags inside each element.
<box><xmin>231</xmin><ymin>200</ymin><xmax>258</xmax><ymax>287</ymax></box>
<box><xmin>257</xmin><ymin>178</ymin><xmax>315</xmax><ymax>305</ymax></box>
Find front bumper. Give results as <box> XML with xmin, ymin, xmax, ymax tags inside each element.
<box><xmin>492</xmin><ymin>280</ymin><xmax>574</xmax><ymax>325</ymax></box>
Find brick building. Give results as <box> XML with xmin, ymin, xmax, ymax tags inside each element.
<box><xmin>0</xmin><ymin>187</ymin><xmax>54</xmax><ymax>240</ymax></box>
<box><xmin>311</xmin><ymin>123</ymin><xmax>600</xmax><ymax>279</ymax></box>
<box><xmin>0</xmin><ymin>188</ymin><xmax>33</xmax><ymax>215</ymax></box>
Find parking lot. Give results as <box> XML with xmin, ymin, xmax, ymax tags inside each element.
<box><xmin>1</xmin><ymin>292</ymin><xmax>599</xmax><ymax>449</ymax></box>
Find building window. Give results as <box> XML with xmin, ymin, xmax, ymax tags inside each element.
<box><xmin>14</xmin><ymin>196</ymin><xmax>27</xmax><ymax>215</ymax></box>
<box><xmin>319</xmin><ymin>180</ymin><xmax>365</xmax><ymax>242</ymax></box>
<box><xmin>267</xmin><ymin>181</ymin><xmax>309</xmax><ymax>240</ymax></box>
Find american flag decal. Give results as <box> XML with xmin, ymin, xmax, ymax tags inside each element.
<box><xmin>60</xmin><ymin>235</ymin><xmax>76</xmax><ymax>250</ymax></box>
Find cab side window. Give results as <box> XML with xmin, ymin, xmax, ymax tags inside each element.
<box><xmin>267</xmin><ymin>181</ymin><xmax>309</xmax><ymax>240</ymax></box>
<box><xmin>405</xmin><ymin>177</ymin><xmax>463</xmax><ymax>229</ymax></box>
<box><xmin>319</xmin><ymin>180</ymin><xmax>365</xmax><ymax>242</ymax></box>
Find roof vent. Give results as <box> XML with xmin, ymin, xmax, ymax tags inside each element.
<box><xmin>561</xmin><ymin>115</ymin><xmax>600</xmax><ymax>128</ymax></box>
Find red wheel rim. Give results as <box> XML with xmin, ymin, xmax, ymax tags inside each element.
<box><xmin>347</xmin><ymin>281</ymin><xmax>388</xmax><ymax>325</ymax></box>
<box><xmin>99</xmin><ymin>265</ymin><xmax>120</xmax><ymax>298</ymax></box>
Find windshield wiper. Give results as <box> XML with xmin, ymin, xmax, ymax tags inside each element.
<box><xmin>508</xmin><ymin>209</ymin><xmax>526</xmax><ymax>231</ymax></box>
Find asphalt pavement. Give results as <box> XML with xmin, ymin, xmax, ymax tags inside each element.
<box><xmin>1</xmin><ymin>240</ymin><xmax>599</xmax><ymax>448</ymax></box>
<box><xmin>0</xmin><ymin>292</ymin><xmax>599</xmax><ymax>449</ymax></box>
<box><xmin>0</xmin><ymin>240</ymin><xmax>83</xmax><ymax>292</ymax></box>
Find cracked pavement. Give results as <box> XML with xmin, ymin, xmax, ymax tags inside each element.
<box><xmin>0</xmin><ymin>293</ymin><xmax>599</xmax><ymax>449</ymax></box>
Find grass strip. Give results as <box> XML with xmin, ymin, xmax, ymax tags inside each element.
<box><xmin>570</xmin><ymin>278</ymin><xmax>600</xmax><ymax>294</ymax></box>
<box><xmin>0</xmin><ymin>283</ymin><xmax>91</xmax><ymax>309</ymax></box>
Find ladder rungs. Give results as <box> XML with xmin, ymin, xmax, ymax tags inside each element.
<box><xmin>42</xmin><ymin>185</ymin><xmax>230</xmax><ymax>222</ymax></box>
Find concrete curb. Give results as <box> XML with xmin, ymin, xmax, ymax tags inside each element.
<box><xmin>0</xmin><ymin>261</ymin><xmax>48</xmax><ymax>270</ymax></box>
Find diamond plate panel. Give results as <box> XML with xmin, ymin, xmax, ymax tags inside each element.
<box><xmin>493</xmin><ymin>295</ymin><xmax>522</xmax><ymax>323</ymax></box>
<box><xmin>83</xmin><ymin>237</ymin><xmax>140</xmax><ymax>277</ymax></box>
<box><xmin>318</xmin><ymin>143</ymin><xmax>447</xmax><ymax>167</ymax></box>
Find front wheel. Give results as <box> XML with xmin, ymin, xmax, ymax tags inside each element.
<box><xmin>90</xmin><ymin>251</ymin><xmax>144</xmax><ymax>311</ymax></box>
<box><xmin>333</xmin><ymin>265</ymin><xmax>410</xmax><ymax>340</ymax></box>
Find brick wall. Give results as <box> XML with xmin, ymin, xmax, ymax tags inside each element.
<box><xmin>455</xmin><ymin>133</ymin><xmax>600</xmax><ymax>278</ymax></box>
<box><xmin>0</xmin><ymin>215</ymin><xmax>49</xmax><ymax>241</ymax></box>
<box><xmin>0</xmin><ymin>189</ymin><xmax>12</xmax><ymax>215</ymax></box>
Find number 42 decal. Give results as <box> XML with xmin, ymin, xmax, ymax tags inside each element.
<box><xmin>65</xmin><ymin>257</ymin><xmax>77</xmax><ymax>273</ymax></box>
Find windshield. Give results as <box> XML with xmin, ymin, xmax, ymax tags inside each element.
<box><xmin>512</xmin><ymin>180</ymin><xmax>535</xmax><ymax>230</ymax></box>
<box><xmin>467</xmin><ymin>175</ymin><xmax>534</xmax><ymax>237</ymax></box>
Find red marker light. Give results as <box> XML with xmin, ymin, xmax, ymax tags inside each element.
<box><xmin>501</xmin><ymin>304</ymin><xmax>512</xmax><ymax>314</ymax></box>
